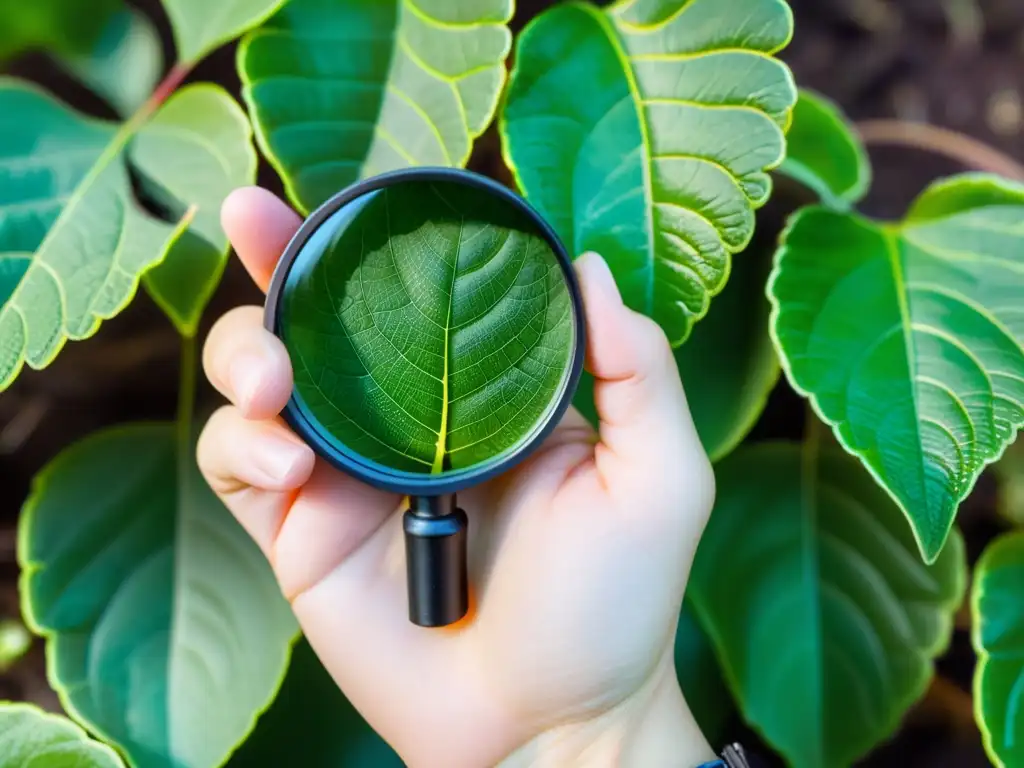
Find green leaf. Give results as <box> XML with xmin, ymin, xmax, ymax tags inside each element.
<box><xmin>676</xmin><ymin>600</ymin><xmax>733</xmax><ymax>744</ymax></box>
<box><xmin>0</xmin><ymin>81</ymin><xmax>253</xmax><ymax>389</ymax></box>
<box><xmin>280</xmin><ymin>179</ymin><xmax>575</xmax><ymax>474</ymax></box>
<box><xmin>973</xmin><ymin>530</ymin><xmax>1024</xmax><ymax>768</ymax></box>
<box><xmin>238</xmin><ymin>0</ymin><xmax>513</xmax><ymax>213</ymax></box>
<box><xmin>133</xmin><ymin>85</ymin><xmax>258</xmax><ymax>336</ymax></box>
<box><xmin>778</xmin><ymin>89</ymin><xmax>871</xmax><ymax>208</ymax></box>
<box><xmin>770</xmin><ymin>173</ymin><xmax>1024</xmax><ymax>561</ymax></box>
<box><xmin>19</xmin><ymin>423</ymin><xmax>297</xmax><ymax>768</ymax></box>
<box><xmin>574</xmin><ymin>235</ymin><xmax>778</xmax><ymax>462</ymax></box>
<box><xmin>228</xmin><ymin>639</ymin><xmax>403</xmax><ymax>768</ymax></box>
<box><xmin>499</xmin><ymin>0</ymin><xmax>796</xmax><ymax>346</ymax></box>
<box><xmin>56</xmin><ymin>8</ymin><xmax>163</xmax><ymax>118</ymax></box>
<box><xmin>689</xmin><ymin>441</ymin><xmax>966</xmax><ymax>768</ymax></box>
<box><xmin>0</xmin><ymin>702</ymin><xmax>125</xmax><ymax>768</ymax></box>
<box><xmin>163</xmin><ymin>0</ymin><xmax>288</xmax><ymax>65</ymax></box>
<box><xmin>0</xmin><ymin>0</ymin><xmax>120</xmax><ymax>62</ymax></box>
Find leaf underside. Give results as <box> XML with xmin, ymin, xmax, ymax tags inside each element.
<box><xmin>771</xmin><ymin>174</ymin><xmax>1024</xmax><ymax>560</ymax></box>
<box><xmin>0</xmin><ymin>702</ymin><xmax>124</xmax><ymax>768</ymax></box>
<box><xmin>19</xmin><ymin>424</ymin><xmax>296</xmax><ymax>768</ymax></box>
<box><xmin>973</xmin><ymin>531</ymin><xmax>1024</xmax><ymax>768</ymax></box>
<box><xmin>689</xmin><ymin>442</ymin><xmax>965</xmax><ymax>768</ymax></box>
<box><xmin>239</xmin><ymin>0</ymin><xmax>512</xmax><ymax>214</ymax></box>
<box><xmin>282</xmin><ymin>180</ymin><xmax>574</xmax><ymax>474</ymax></box>
<box><xmin>500</xmin><ymin>0</ymin><xmax>796</xmax><ymax>345</ymax></box>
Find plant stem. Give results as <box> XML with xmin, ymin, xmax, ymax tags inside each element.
<box><xmin>857</xmin><ymin>120</ymin><xmax>1024</xmax><ymax>181</ymax></box>
<box><xmin>176</xmin><ymin>334</ymin><xmax>197</xmax><ymax>469</ymax></box>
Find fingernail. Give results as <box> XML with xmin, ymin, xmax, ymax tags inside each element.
<box><xmin>579</xmin><ymin>252</ymin><xmax>623</xmax><ymax>306</ymax></box>
<box><xmin>229</xmin><ymin>352</ymin><xmax>264</xmax><ymax>408</ymax></box>
<box><xmin>253</xmin><ymin>435</ymin><xmax>310</xmax><ymax>484</ymax></box>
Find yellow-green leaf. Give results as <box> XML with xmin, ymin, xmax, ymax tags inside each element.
<box><xmin>0</xmin><ymin>703</ymin><xmax>124</xmax><ymax>768</ymax></box>
<box><xmin>163</xmin><ymin>0</ymin><xmax>288</xmax><ymax>65</ymax></box>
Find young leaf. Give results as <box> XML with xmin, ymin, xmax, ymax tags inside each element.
<box><xmin>688</xmin><ymin>441</ymin><xmax>966</xmax><ymax>768</ymax></box>
<box><xmin>19</xmin><ymin>424</ymin><xmax>297</xmax><ymax>768</ymax></box>
<box><xmin>0</xmin><ymin>702</ymin><xmax>125</xmax><ymax>768</ymax></box>
<box><xmin>574</xmin><ymin>236</ymin><xmax>778</xmax><ymax>462</ymax></box>
<box><xmin>778</xmin><ymin>89</ymin><xmax>871</xmax><ymax>208</ymax></box>
<box><xmin>132</xmin><ymin>85</ymin><xmax>258</xmax><ymax>336</ymax></box>
<box><xmin>770</xmin><ymin>173</ymin><xmax>1024</xmax><ymax>561</ymax></box>
<box><xmin>228</xmin><ymin>639</ymin><xmax>403</xmax><ymax>767</ymax></box>
<box><xmin>500</xmin><ymin>0</ymin><xmax>796</xmax><ymax>346</ymax></box>
<box><xmin>238</xmin><ymin>0</ymin><xmax>513</xmax><ymax>214</ymax></box>
<box><xmin>56</xmin><ymin>8</ymin><xmax>164</xmax><ymax>118</ymax></box>
<box><xmin>0</xmin><ymin>81</ymin><xmax>254</xmax><ymax>389</ymax></box>
<box><xmin>163</xmin><ymin>0</ymin><xmax>288</xmax><ymax>65</ymax></box>
<box><xmin>281</xmin><ymin>180</ymin><xmax>574</xmax><ymax>473</ymax></box>
<box><xmin>973</xmin><ymin>531</ymin><xmax>1024</xmax><ymax>768</ymax></box>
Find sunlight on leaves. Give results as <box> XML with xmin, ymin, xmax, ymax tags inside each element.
<box><xmin>0</xmin><ymin>702</ymin><xmax>124</xmax><ymax>768</ymax></box>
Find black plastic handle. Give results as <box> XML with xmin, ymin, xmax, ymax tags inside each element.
<box><xmin>404</xmin><ymin>495</ymin><xmax>468</xmax><ymax>627</ymax></box>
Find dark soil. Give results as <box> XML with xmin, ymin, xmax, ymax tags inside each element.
<box><xmin>2</xmin><ymin>0</ymin><xmax>1021</xmax><ymax>765</ymax></box>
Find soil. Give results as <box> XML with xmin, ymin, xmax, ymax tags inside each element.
<box><xmin>2</xmin><ymin>0</ymin><xmax>1022</xmax><ymax>765</ymax></box>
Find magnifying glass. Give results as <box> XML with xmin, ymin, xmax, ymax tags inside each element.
<box><xmin>264</xmin><ymin>168</ymin><xmax>585</xmax><ymax>627</ymax></box>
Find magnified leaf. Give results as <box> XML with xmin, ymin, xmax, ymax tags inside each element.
<box><xmin>770</xmin><ymin>173</ymin><xmax>1024</xmax><ymax>561</ymax></box>
<box><xmin>229</xmin><ymin>639</ymin><xmax>403</xmax><ymax>768</ymax></box>
<box><xmin>500</xmin><ymin>0</ymin><xmax>796</xmax><ymax>346</ymax></box>
<box><xmin>19</xmin><ymin>424</ymin><xmax>297</xmax><ymax>768</ymax></box>
<box><xmin>280</xmin><ymin>179</ymin><xmax>574</xmax><ymax>474</ymax></box>
<box><xmin>56</xmin><ymin>8</ymin><xmax>163</xmax><ymax>117</ymax></box>
<box><xmin>0</xmin><ymin>0</ymin><xmax>120</xmax><ymax>62</ymax></box>
<box><xmin>778</xmin><ymin>89</ymin><xmax>871</xmax><ymax>208</ymax></box>
<box><xmin>0</xmin><ymin>81</ymin><xmax>255</xmax><ymax>389</ymax></box>
<box><xmin>239</xmin><ymin>0</ymin><xmax>512</xmax><ymax>214</ymax></box>
<box><xmin>0</xmin><ymin>703</ymin><xmax>124</xmax><ymax>768</ymax></box>
<box><xmin>163</xmin><ymin>0</ymin><xmax>287</xmax><ymax>65</ymax></box>
<box><xmin>973</xmin><ymin>531</ymin><xmax>1024</xmax><ymax>768</ymax></box>
<box><xmin>689</xmin><ymin>441</ymin><xmax>966</xmax><ymax>767</ymax></box>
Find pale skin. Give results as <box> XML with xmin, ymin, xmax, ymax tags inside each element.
<box><xmin>197</xmin><ymin>187</ymin><xmax>718</xmax><ymax>768</ymax></box>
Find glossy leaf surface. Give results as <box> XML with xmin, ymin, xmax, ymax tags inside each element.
<box><xmin>500</xmin><ymin>0</ymin><xmax>795</xmax><ymax>345</ymax></box>
<box><xmin>0</xmin><ymin>82</ymin><xmax>254</xmax><ymax>388</ymax></box>
<box><xmin>229</xmin><ymin>639</ymin><xmax>402</xmax><ymax>767</ymax></box>
<box><xmin>19</xmin><ymin>424</ymin><xmax>297</xmax><ymax>768</ymax></box>
<box><xmin>239</xmin><ymin>0</ymin><xmax>512</xmax><ymax>213</ymax></box>
<box><xmin>770</xmin><ymin>174</ymin><xmax>1024</xmax><ymax>560</ymax></box>
<box><xmin>280</xmin><ymin>180</ymin><xmax>574</xmax><ymax>474</ymax></box>
<box><xmin>0</xmin><ymin>703</ymin><xmax>124</xmax><ymax>768</ymax></box>
<box><xmin>973</xmin><ymin>531</ymin><xmax>1024</xmax><ymax>768</ymax></box>
<box><xmin>57</xmin><ymin>8</ymin><xmax>163</xmax><ymax>117</ymax></box>
<box><xmin>133</xmin><ymin>85</ymin><xmax>257</xmax><ymax>335</ymax></box>
<box><xmin>574</xmin><ymin>236</ymin><xmax>778</xmax><ymax>462</ymax></box>
<box><xmin>163</xmin><ymin>0</ymin><xmax>287</xmax><ymax>65</ymax></box>
<box><xmin>778</xmin><ymin>89</ymin><xmax>870</xmax><ymax>207</ymax></box>
<box><xmin>689</xmin><ymin>441</ymin><xmax>966</xmax><ymax>767</ymax></box>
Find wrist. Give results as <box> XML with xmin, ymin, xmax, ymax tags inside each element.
<box><xmin>497</xmin><ymin>666</ymin><xmax>715</xmax><ymax>768</ymax></box>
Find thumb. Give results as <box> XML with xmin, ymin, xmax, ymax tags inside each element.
<box><xmin>575</xmin><ymin>252</ymin><xmax>710</xmax><ymax>498</ymax></box>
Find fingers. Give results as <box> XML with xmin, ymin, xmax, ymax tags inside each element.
<box><xmin>574</xmin><ymin>252</ymin><xmax>710</xmax><ymax>498</ymax></box>
<box><xmin>221</xmin><ymin>187</ymin><xmax>302</xmax><ymax>293</ymax></box>
<box><xmin>204</xmin><ymin>305</ymin><xmax>293</xmax><ymax>420</ymax></box>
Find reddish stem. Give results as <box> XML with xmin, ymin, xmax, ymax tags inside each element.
<box><xmin>146</xmin><ymin>64</ymin><xmax>191</xmax><ymax>112</ymax></box>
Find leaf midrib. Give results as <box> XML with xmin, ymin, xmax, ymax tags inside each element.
<box><xmin>432</xmin><ymin>217</ymin><xmax>463</xmax><ymax>474</ymax></box>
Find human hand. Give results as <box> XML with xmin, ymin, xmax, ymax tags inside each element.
<box><xmin>197</xmin><ymin>187</ymin><xmax>718</xmax><ymax>768</ymax></box>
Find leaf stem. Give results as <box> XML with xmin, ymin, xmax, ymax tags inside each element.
<box><xmin>176</xmin><ymin>334</ymin><xmax>197</xmax><ymax>463</ymax></box>
<box><xmin>857</xmin><ymin>120</ymin><xmax>1024</xmax><ymax>181</ymax></box>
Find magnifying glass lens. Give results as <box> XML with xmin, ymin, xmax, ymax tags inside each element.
<box><xmin>276</xmin><ymin>176</ymin><xmax>577</xmax><ymax>482</ymax></box>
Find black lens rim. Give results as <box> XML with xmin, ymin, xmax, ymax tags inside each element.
<box><xmin>264</xmin><ymin>167</ymin><xmax>587</xmax><ymax>496</ymax></box>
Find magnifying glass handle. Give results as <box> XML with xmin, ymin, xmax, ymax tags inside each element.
<box><xmin>404</xmin><ymin>495</ymin><xmax>469</xmax><ymax>627</ymax></box>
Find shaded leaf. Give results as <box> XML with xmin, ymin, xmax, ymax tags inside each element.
<box><xmin>133</xmin><ymin>85</ymin><xmax>257</xmax><ymax>335</ymax></box>
<box><xmin>689</xmin><ymin>441</ymin><xmax>966</xmax><ymax>767</ymax></box>
<box><xmin>19</xmin><ymin>423</ymin><xmax>297</xmax><ymax>768</ymax></box>
<box><xmin>56</xmin><ymin>8</ymin><xmax>164</xmax><ymax>118</ymax></box>
<box><xmin>973</xmin><ymin>531</ymin><xmax>1024</xmax><ymax>768</ymax></box>
<box><xmin>228</xmin><ymin>639</ymin><xmax>403</xmax><ymax>768</ymax></box>
<box><xmin>239</xmin><ymin>0</ymin><xmax>512</xmax><ymax>213</ymax></box>
<box><xmin>993</xmin><ymin>438</ymin><xmax>1024</xmax><ymax>526</ymax></box>
<box><xmin>0</xmin><ymin>0</ymin><xmax>120</xmax><ymax>62</ymax></box>
<box><xmin>770</xmin><ymin>173</ymin><xmax>1024</xmax><ymax>560</ymax></box>
<box><xmin>500</xmin><ymin>0</ymin><xmax>796</xmax><ymax>345</ymax></box>
<box><xmin>163</xmin><ymin>0</ymin><xmax>287</xmax><ymax>65</ymax></box>
<box><xmin>0</xmin><ymin>702</ymin><xmax>124</xmax><ymax>768</ymax></box>
<box><xmin>575</xmin><ymin>237</ymin><xmax>778</xmax><ymax>462</ymax></box>
<box><xmin>279</xmin><ymin>178</ymin><xmax>574</xmax><ymax>474</ymax></box>
<box><xmin>778</xmin><ymin>89</ymin><xmax>870</xmax><ymax>208</ymax></box>
<box><xmin>676</xmin><ymin>600</ymin><xmax>733</xmax><ymax>744</ymax></box>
